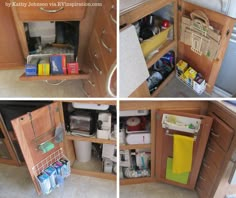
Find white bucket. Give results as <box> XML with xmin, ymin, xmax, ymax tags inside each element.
<box><xmin>74</xmin><ymin>141</ymin><xmax>92</xmax><ymax>162</ymax></box>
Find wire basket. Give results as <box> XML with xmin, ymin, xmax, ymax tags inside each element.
<box><xmin>32</xmin><ymin>148</ymin><xmax>70</xmax><ymax>178</ymax></box>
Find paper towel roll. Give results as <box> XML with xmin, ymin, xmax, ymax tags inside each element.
<box><xmin>74</xmin><ymin>141</ymin><xmax>92</xmax><ymax>162</ymax></box>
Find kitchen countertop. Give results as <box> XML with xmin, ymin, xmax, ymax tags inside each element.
<box><xmin>217</xmin><ymin>101</ymin><xmax>236</xmax><ymax>114</ymax></box>
<box><xmin>120</xmin><ymin>0</ymin><xmax>151</xmax><ymax>15</ymax></box>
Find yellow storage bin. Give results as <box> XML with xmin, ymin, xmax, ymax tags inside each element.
<box><xmin>141</xmin><ymin>25</ymin><xmax>172</xmax><ymax>58</ymax></box>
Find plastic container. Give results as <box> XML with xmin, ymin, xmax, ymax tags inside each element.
<box><xmin>74</xmin><ymin>141</ymin><xmax>92</xmax><ymax>162</ymax></box>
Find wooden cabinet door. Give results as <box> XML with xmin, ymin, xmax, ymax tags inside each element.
<box><xmin>178</xmin><ymin>0</ymin><xmax>235</xmax><ymax>93</ymax></box>
<box><xmin>11</xmin><ymin>102</ymin><xmax>65</xmax><ymax>195</ymax></box>
<box><xmin>155</xmin><ymin>110</ymin><xmax>213</xmax><ymax>189</ymax></box>
<box><xmin>0</xmin><ymin>4</ymin><xmax>24</xmax><ymax>69</ymax></box>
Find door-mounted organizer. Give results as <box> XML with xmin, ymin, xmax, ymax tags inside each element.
<box><xmin>32</xmin><ymin>148</ymin><xmax>70</xmax><ymax>195</ymax></box>
<box><xmin>156</xmin><ymin>111</ymin><xmax>213</xmax><ymax>190</ymax></box>
<box><xmin>180</xmin><ymin>10</ymin><xmax>221</xmax><ymax>61</ymax></box>
<box><xmin>162</xmin><ymin>113</ymin><xmax>201</xmax><ymax>137</ymax></box>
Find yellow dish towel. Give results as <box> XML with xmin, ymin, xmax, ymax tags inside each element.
<box><xmin>173</xmin><ymin>134</ymin><xmax>194</xmax><ymax>174</ymax></box>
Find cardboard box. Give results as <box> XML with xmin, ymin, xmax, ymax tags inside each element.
<box><xmin>176</xmin><ymin>60</ymin><xmax>188</xmax><ymax>73</ymax></box>
<box><xmin>38</xmin><ymin>59</ymin><xmax>50</xmax><ymax>76</ymax></box>
<box><xmin>25</xmin><ymin>57</ymin><xmax>39</xmax><ymax>76</ymax></box>
<box><xmin>50</xmin><ymin>55</ymin><xmax>66</xmax><ymax>75</ymax></box>
<box><xmin>25</xmin><ymin>65</ymin><xmax>37</xmax><ymax>76</ymax></box>
<box><xmin>67</xmin><ymin>63</ymin><xmax>79</xmax><ymax>74</ymax></box>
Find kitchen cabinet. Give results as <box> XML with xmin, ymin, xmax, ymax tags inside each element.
<box><xmin>119</xmin><ymin>101</ymin><xmax>211</xmax><ymax>186</ymax></box>
<box><xmin>120</xmin><ymin>0</ymin><xmax>234</xmax><ymax>97</ymax></box>
<box><xmin>11</xmin><ymin>100</ymin><xmax>117</xmax><ymax>195</ymax></box>
<box><xmin>120</xmin><ymin>101</ymin><xmax>236</xmax><ymax>196</ymax></box>
<box><xmin>0</xmin><ymin>4</ymin><xmax>24</xmax><ymax>69</ymax></box>
<box><xmin>196</xmin><ymin>102</ymin><xmax>236</xmax><ymax>198</ymax></box>
<box><xmin>7</xmin><ymin>0</ymin><xmax>116</xmax><ymax>97</ymax></box>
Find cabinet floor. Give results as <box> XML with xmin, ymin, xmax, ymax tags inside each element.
<box><xmin>157</xmin><ymin>77</ymin><xmax>220</xmax><ymax>98</ymax></box>
<box><xmin>120</xmin><ymin>182</ymin><xmax>198</xmax><ymax>198</ymax></box>
<box><xmin>0</xmin><ymin>163</ymin><xmax>116</xmax><ymax>198</ymax></box>
<box><xmin>0</xmin><ymin>69</ymin><xmax>86</xmax><ymax>97</ymax></box>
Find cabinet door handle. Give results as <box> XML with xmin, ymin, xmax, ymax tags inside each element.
<box><xmin>208</xmin><ymin>147</ymin><xmax>215</xmax><ymax>153</ymax></box>
<box><xmin>109</xmin><ymin>5</ymin><xmax>117</xmax><ymax>24</ymax></box>
<box><xmin>87</xmin><ymin>80</ymin><xmax>95</xmax><ymax>87</ymax></box>
<box><xmin>199</xmin><ymin>176</ymin><xmax>206</xmax><ymax>181</ymax></box>
<box><xmin>100</xmin><ymin>29</ymin><xmax>112</xmax><ymax>53</ymax></box>
<box><xmin>40</xmin><ymin>7</ymin><xmax>64</xmax><ymax>13</ymax></box>
<box><xmin>211</xmin><ymin>132</ymin><xmax>219</xmax><ymax>138</ymax></box>
<box><xmin>93</xmin><ymin>63</ymin><xmax>103</xmax><ymax>75</ymax></box>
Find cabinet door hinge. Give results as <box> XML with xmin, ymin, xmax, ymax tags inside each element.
<box><xmin>156</xmin><ymin>113</ymin><xmax>161</xmax><ymax>120</ymax></box>
<box><xmin>178</xmin><ymin>5</ymin><xmax>182</xmax><ymax>11</ymax></box>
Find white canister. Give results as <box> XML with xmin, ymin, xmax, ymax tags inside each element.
<box><xmin>74</xmin><ymin>141</ymin><xmax>92</xmax><ymax>162</ymax></box>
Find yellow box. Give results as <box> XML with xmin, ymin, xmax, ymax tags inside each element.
<box><xmin>184</xmin><ymin>67</ymin><xmax>197</xmax><ymax>80</ymax></box>
<box><xmin>177</xmin><ymin>60</ymin><xmax>188</xmax><ymax>73</ymax></box>
<box><xmin>38</xmin><ymin>63</ymin><xmax>50</xmax><ymax>76</ymax></box>
<box><xmin>141</xmin><ymin>25</ymin><xmax>172</xmax><ymax>58</ymax></box>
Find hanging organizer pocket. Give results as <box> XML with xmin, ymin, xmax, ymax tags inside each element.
<box><xmin>32</xmin><ymin>148</ymin><xmax>70</xmax><ymax>195</ymax></box>
<box><xmin>180</xmin><ymin>10</ymin><xmax>221</xmax><ymax>61</ymax></box>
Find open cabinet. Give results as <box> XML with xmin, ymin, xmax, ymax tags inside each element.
<box><xmin>120</xmin><ymin>101</ymin><xmax>236</xmax><ymax>198</ymax></box>
<box><xmin>11</xmin><ymin>100</ymin><xmax>117</xmax><ymax>195</ymax></box>
<box><xmin>120</xmin><ymin>0</ymin><xmax>234</xmax><ymax>97</ymax></box>
<box><xmin>5</xmin><ymin>0</ymin><xmax>116</xmax><ymax>97</ymax></box>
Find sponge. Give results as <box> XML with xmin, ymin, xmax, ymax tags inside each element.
<box><xmin>39</xmin><ymin>142</ymin><xmax>55</xmax><ymax>153</ymax></box>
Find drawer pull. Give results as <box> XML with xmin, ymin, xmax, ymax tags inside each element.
<box><xmin>211</xmin><ymin>132</ymin><xmax>219</xmax><ymax>138</ymax></box>
<box><xmin>208</xmin><ymin>147</ymin><xmax>215</xmax><ymax>153</ymax></box>
<box><xmin>199</xmin><ymin>176</ymin><xmax>206</xmax><ymax>181</ymax></box>
<box><xmin>100</xmin><ymin>29</ymin><xmax>112</xmax><ymax>53</ymax></box>
<box><xmin>87</xmin><ymin>80</ymin><xmax>95</xmax><ymax>87</ymax></box>
<box><xmin>110</xmin><ymin>5</ymin><xmax>117</xmax><ymax>24</ymax></box>
<box><xmin>93</xmin><ymin>63</ymin><xmax>103</xmax><ymax>75</ymax></box>
<box><xmin>82</xmin><ymin>89</ymin><xmax>90</xmax><ymax>97</ymax></box>
<box><xmin>203</xmin><ymin>162</ymin><xmax>210</xmax><ymax>169</ymax></box>
<box><xmin>196</xmin><ymin>187</ymin><xmax>202</xmax><ymax>192</ymax></box>
<box><xmin>40</xmin><ymin>7</ymin><xmax>64</xmax><ymax>13</ymax></box>
<box><xmin>44</xmin><ymin>80</ymin><xmax>66</xmax><ymax>86</ymax></box>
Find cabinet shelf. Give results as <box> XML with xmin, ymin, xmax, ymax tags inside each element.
<box><xmin>19</xmin><ymin>70</ymin><xmax>90</xmax><ymax>81</ymax></box>
<box><xmin>151</xmin><ymin>70</ymin><xmax>175</xmax><ymax>97</ymax></box>
<box><xmin>71</xmin><ymin>157</ymin><xmax>116</xmax><ymax>180</ymax></box>
<box><xmin>65</xmin><ymin>134</ymin><xmax>116</xmax><ymax>145</ymax></box>
<box><xmin>120</xmin><ymin>177</ymin><xmax>155</xmax><ymax>185</ymax></box>
<box><xmin>146</xmin><ymin>40</ymin><xmax>176</xmax><ymax>69</ymax></box>
<box><xmin>120</xmin><ymin>144</ymin><xmax>151</xmax><ymax>150</ymax></box>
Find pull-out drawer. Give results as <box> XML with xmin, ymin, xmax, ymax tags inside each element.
<box><xmin>94</xmin><ymin>4</ymin><xmax>116</xmax><ymax>69</ymax></box>
<box><xmin>200</xmin><ymin>158</ymin><xmax>219</xmax><ymax>183</ymax></box>
<box><xmin>13</xmin><ymin>0</ymin><xmax>87</xmax><ymax>21</ymax></box>
<box><xmin>102</xmin><ymin>0</ymin><xmax>117</xmax><ymax>33</ymax></box>
<box><xmin>209</xmin><ymin>113</ymin><xmax>234</xmax><ymax>152</ymax></box>
<box><xmin>88</xmin><ymin>31</ymin><xmax>109</xmax><ymax>75</ymax></box>
<box><xmin>196</xmin><ymin>170</ymin><xmax>214</xmax><ymax>197</ymax></box>
<box><xmin>204</xmin><ymin>139</ymin><xmax>225</xmax><ymax>169</ymax></box>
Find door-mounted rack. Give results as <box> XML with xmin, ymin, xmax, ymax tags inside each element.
<box><xmin>162</xmin><ymin>113</ymin><xmax>201</xmax><ymax>134</ymax></box>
